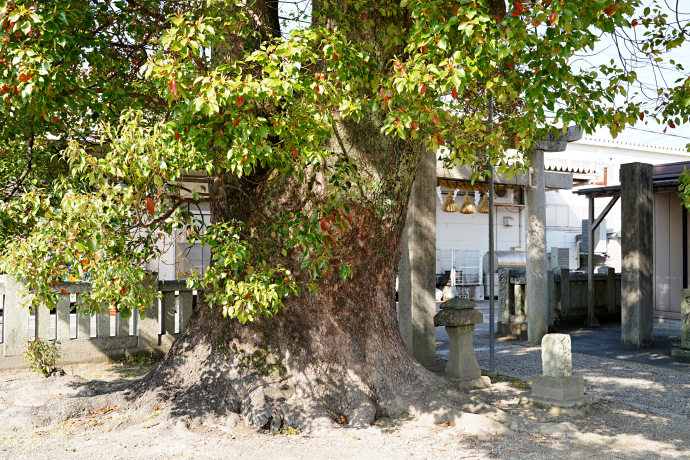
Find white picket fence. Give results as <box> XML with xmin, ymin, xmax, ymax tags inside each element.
<box><xmin>0</xmin><ymin>275</ymin><xmax>197</xmax><ymax>369</ymax></box>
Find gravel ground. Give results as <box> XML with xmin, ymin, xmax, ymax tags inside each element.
<box><xmin>0</xmin><ymin>320</ymin><xmax>688</xmax><ymax>459</ymax></box>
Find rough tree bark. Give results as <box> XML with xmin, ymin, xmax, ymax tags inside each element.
<box><xmin>29</xmin><ymin>0</ymin><xmax>513</xmax><ymax>435</ymax></box>
<box><xmin>117</xmin><ymin>0</ymin><xmax>514</xmax><ymax>433</ymax></box>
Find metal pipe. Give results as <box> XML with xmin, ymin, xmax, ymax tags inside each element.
<box><xmin>488</xmin><ymin>98</ymin><xmax>495</xmax><ymax>374</ymax></box>
<box><xmin>588</xmin><ymin>197</ymin><xmax>594</xmax><ymax>322</ymax></box>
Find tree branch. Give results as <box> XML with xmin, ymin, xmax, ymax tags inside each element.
<box><xmin>4</xmin><ymin>134</ymin><xmax>34</xmax><ymax>202</ymax></box>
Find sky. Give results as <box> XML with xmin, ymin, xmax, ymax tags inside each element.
<box><xmin>578</xmin><ymin>1</ymin><xmax>690</xmax><ymax>150</ymax></box>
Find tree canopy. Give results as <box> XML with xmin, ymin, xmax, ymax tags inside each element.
<box><xmin>1</xmin><ymin>0</ymin><xmax>688</xmax><ymax>320</ymax></box>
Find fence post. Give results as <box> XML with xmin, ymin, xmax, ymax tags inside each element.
<box><xmin>77</xmin><ymin>300</ymin><xmax>91</xmax><ymax>339</ymax></box>
<box><xmin>57</xmin><ymin>293</ymin><xmax>71</xmax><ymax>342</ymax></box>
<box><xmin>162</xmin><ymin>291</ymin><xmax>176</xmax><ymax>335</ymax></box>
<box><xmin>118</xmin><ymin>313</ymin><xmax>130</xmax><ymax>337</ymax></box>
<box><xmin>138</xmin><ymin>279</ymin><xmax>160</xmax><ymax>349</ymax></box>
<box><xmin>559</xmin><ymin>267</ymin><xmax>571</xmax><ymax>320</ymax></box>
<box><xmin>2</xmin><ymin>276</ymin><xmax>28</xmax><ymax>357</ymax></box>
<box><xmin>547</xmin><ymin>269</ymin><xmax>555</xmax><ymax>329</ymax></box>
<box><xmin>179</xmin><ymin>290</ymin><xmax>193</xmax><ymax>331</ymax></box>
<box><xmin>34</xmin><ymin>303</ymin><xmax>50</xmax><ymax>341</ymax></box>
<box><xmin>97</xmin><ymin>309</ymin><xmax>110</xmax><ymax>339</ymax></box>
<box><xmin>606</xmin><ymin>267</ymin><xmax>617</xmax><ymax>315</ymax></box>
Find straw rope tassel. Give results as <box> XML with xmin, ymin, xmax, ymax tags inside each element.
<box><xmin>459</xmin><ymin>191</ymin><xmax>476</xmax><ymax>214</ymax></box>
<box><xmin>477</xmin><ymin>192</ymin><xmax>490</xmax><ymax>213</ymax></box>
<box><xmin>442</xmin><ymin>191</ymin><xmax>459</xmax><ymax>213</ymax></box>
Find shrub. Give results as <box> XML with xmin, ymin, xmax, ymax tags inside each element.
<box><xmin>23</xmin><ymin>338</ymin><xmax>62</xmax><ymax>377</ymax></box>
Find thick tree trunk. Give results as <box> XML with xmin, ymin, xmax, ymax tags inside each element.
<box><xmin>118</xmin><ymin>0</ymin><xmax>510</xmax><ymax>436</ymax></box>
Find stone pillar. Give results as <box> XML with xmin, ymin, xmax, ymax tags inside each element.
<box><xmin>547</xmin><ymin>269</ymin><xmax>555</xmax><ymax>330</ymax></box>
<box><xmin>606</xmin><ymin>267</ymin><xmax>617</xmax><ymax>315</ymax></box>
<box><xmin>526</xmin><ymin>149</ymin><xmax>548</xmax><ymax>343</ymax></box>
<box><xmin>398</xmin><ymin>149</ymin><xmax>437</xmax><ymax>366</ymax></box>
<box><xmin>671</xmin><ymin>289</ymin><xmax>690</xmax><ymax>357</ymax></box>
<box><xmin>497</xmin><ymin>268</ymin><xmax>512</xmax><ymax>325</ymax></box>
<box><xmin>530</xmin><ymin>333</ymin><xmax>588</xmax><ymax>409</ymax></box>
<box><xmin>559</xmin><ymin>267</ymin><xmax>571</xmax><ymax>320</ymax></box>
<box><xmin>620</xmin><ymin>162</ymin><xmax>653</xmax><ymax>348</ymax></box>
<box><xmin>433</xmin><ymin>297</ymin><xmax>490</xmax><ymax>389</ymax></box>
<box><xmin>2</xmin><ymin>276</ymin><xmax>28</xmax><ymax>357</ymax></box>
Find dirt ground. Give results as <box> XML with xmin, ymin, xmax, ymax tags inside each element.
<box><xmin>0</xmin><ymin>359</ymin><xmax>688</xmax><ymax>460</ymax></box>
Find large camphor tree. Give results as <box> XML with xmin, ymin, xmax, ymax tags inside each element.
<box><xmin>1</xmin><ymin>0</ymin><xmax>688</xmax><ymax>431</ymax></box>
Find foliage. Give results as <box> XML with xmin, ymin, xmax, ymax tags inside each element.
<box><xmin>0</xmin><ymin>1</ymin><xmax>687</xmax><ymax>322</ymax></box>
<box><xmin>23</xmin><ymin>338</ymin><xmax>61</xmax><ymax>377</ymax></box>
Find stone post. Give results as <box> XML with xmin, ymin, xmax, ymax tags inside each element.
<box><xmin>526</xmin><ymin>149</ymin><xmax>548</xmax><ymax>343</ymax></box>
<box><xmin>547</xmin><ymin>269</ymin><xmax>555</xmax><ymax>330</ymax></box>
<box><xmin>2</xmin><ymin>276</ymin><xmax>28</xmax><ymax>357</ymax></box>
<box><xmin>559</xmin><ymin>267</ymin><xmax>571</xmax><ymax>320</ymax></box>
<box><xmin>398</xmin><ymin>149</ymin><xmax>437</xmax><ymax>367</ymax></box>
<box><xmin>433</xmin><ymin>297</ymin><xmax>490</xmax><ymax>389</ymax></box>
<box><xmin>530</xmin><ymin>334</ymin><xmax>588</xmax><ymax>409</ymax></box>
<box><xmin>606</xmin><ymin>267</ymin><xmax>617</xmax><ymax>315</ymax></box>
<box><xmin>620</xmin><ymin>162</ymin><xmax>653</xmax><ymax>348</ymax></box>
<box><xmin>497</xmin><ymin>268</ymin><xmax>512</xmax><ymax>326</ymax></box>
<box><xmin>671</xmin><ymin>290</ymin><xmax>690</xmax><ymax>358</ymax></box>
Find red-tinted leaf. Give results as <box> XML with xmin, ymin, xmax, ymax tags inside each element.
<box><xmin>511</xmin><ymin>11</ymin><xmax>520</xmax><ymax>17</ymax></box>
<box><xmin>333</xmin><ymin>51</ymin><xmax>339</xmax><ymax>61</ymax></box>
<box><xmin>61</xmin><ymin>288</ymin><xmax>68</xmax><ymax>296</ymax></box>
<box><xmin>146</xmin><ymin>198</ymin><xmax>155</xmax><ymax>216</ymax></box>
<box><xmin>360</xmin><ymin>12</ymin><xmax>366</xmax><ymax>20</ymax></box>
<box><xmin>233</xmin><ymin>118</ymin><xmax>240</xmax><ymax>127</ymax></box>
<box><xmin>451</xmin><ymin>87</ymin><xmax>459</xmax><ymax>100</ymax></box>
<box><xmin>433</xmin><ymin>114</ymin><xmax>440</xmax><ymax>124</ymax></box>
<box><xmin>631</xmin><ymin>19</ymin><xmax>638</xmax><ymax>27</ymax></box>
<box><xmin>316</xmin><ymin>84</ymin><xmax>325</xmax><ymax>95</ymax></box>
<box><xmin>419</xmin><ymin>84</ymin><xmax>426</xmax><ymax>96</ymax></box>
<box><xmin>120</xmin><ymin>286</ymin><xmax>126</xmax><ymax>296</ymax></box>
<box><xmin>175</xmin><ymin>132</ymin><xmax>181</xmax><ymax>141</ymax></box>
<box><xmin>52</xmin><ymin>116</ymin><xmax>57</xmax><ymax>123</ymax></box>
<box><xmin>549</xmin><ymin>11</ymin><xmax>558</xmax><ymax>25</ymax></box>
<box><xmin>515</xmin><ymin>2</ymin><xmax>523</xmax><ymax>13</ymax></box>
<box><xmin>236</xmin><ymin>96</ymin><xmax>244</xmax><ymax>106</ymax></box>
<box><xmin>532</xmin><ymin>18</ymin><xmax>541</xmax><ymax>27</ymax></box>
<box><xmin>603</xmin><ymin>5</ymin><xmax>616</xmax><ymax>17</ymax></box>
<box><xmin>169</xmin><ymin>79</ymin><xmax>178</xmax><ymax>97</ymax></box>
<box><xmin>669</xmin><ymin>122</ymin><xmax>676</xmax><ymax>128</ymax></box>
<box><xmin>515</xmin><ymin>137</ymin><xmax>520</xmax><ymax>149</ymax></box>
<box><xmin>410</xmin><ymin>121</ymin><xmax>419</xmax><ymax>131</ymax></box>
<box><xmin>320</xmin><ymin>220</ymin><xmax>331</xmax><ymax>231</ymax></box>
<box><xmin>18</xmin><ymin>73</ymin><xmax>33</xmax><ymax>82</ymax></box>
<box><xmin>638</xmin><ymin>112</ymin><xmax>644</xmax><ymax>121</ymax></box>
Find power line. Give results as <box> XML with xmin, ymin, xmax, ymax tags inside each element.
<box><xmin>627</xmin><ymin>126</ymin><xmax>690</xmax><ymax>140</ymax></box>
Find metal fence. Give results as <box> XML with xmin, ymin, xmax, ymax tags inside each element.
<box><xmin>0</xmin><ymin>275</ymin><xmax>197</xmax><ymax>369</ymax></box>
<box><xmin>435</xmin><ymin>249</ymin><xmax>483</xmax><ymax>299</ymax></box>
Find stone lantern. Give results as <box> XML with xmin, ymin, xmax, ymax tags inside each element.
<box><xmin>434</xmin><ymin>297</ymin><xmax>491</xmax><ymax>389</ymax></box>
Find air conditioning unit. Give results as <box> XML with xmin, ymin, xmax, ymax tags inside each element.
<box><xmin>581</xmin><ymin>219</ymin><xmax>607</xmax><ymax>253</ymax></box>
<box><xmin>494</xmin><ymin>188</ymin><xmax>514</xmax><ymax>204</ymax></box>
<box><xmin>551</xmin><ymin>247</ymin><xmax>579</xmax><ymax>270</ymax></box>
